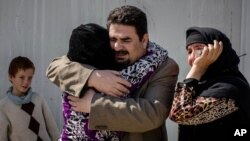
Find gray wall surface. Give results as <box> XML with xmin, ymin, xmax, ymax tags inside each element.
<box><xmin>0</xmin><ymin>0</ymin><xmax>249</xmax><ymax>141</ymax></box>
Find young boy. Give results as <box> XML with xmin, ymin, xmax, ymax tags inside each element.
<box><xmin>0</xmin><ymin>56</ymin><xmax>59</xmax><ymax>141</ymax></box>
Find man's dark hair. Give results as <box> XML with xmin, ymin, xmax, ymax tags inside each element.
<box><xmin>67</xmin><ymin>23</ymin><xmax>117</xmax><ymax>70</ymax></box>
<box><xmin>107</xmin><ymin>5</ymin><xmax>148</xmax><ymax>41</ymax></box>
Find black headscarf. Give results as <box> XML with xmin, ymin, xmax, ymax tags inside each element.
<box><xmin>186</xmin><ymin>27</ymin><xmax>250</xmax><ymax>119</ymax></box>
<box><xmin>67</xmin><ymin>23</ymin><xmax>118</xmax><ymax>70</ymax></box>
<box><xmin>186</xmin><ymin>27</ymin><xmax>242</xmax><ymax>79</ymax></box>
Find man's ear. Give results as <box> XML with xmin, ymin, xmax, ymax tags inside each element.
<box><xmin>142</xmin><ymin>33</ymin><xmax>149</xmax><ymax>49</ymax></box>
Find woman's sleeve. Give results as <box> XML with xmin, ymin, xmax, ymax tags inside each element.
<box><xmin>169</xmin><ymin>79</ymin><xmax>239</xmax><ymax>125</ymax></box>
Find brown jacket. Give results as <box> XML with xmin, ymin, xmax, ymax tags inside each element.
<box><xmin>46</xmin><ymin>55</ymin><xmax>179</xmax><ymax>141</ymax></box>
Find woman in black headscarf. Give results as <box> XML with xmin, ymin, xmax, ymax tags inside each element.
<box><xmin>170</xmin><ymin>27</ymin><xmax>250</xmax><ymax>141</ymax></box>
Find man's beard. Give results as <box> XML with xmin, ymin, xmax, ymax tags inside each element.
<box><xmin>116</xmin><ymin>59</ymin><xmax>130</xmax><ymax>67</ymax></box>
<box><xmin>115</xmin><ymin>50</ymin><xmax>130</xmax><ymax>67</ymax></box>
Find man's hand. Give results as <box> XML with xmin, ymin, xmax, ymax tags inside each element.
<box><xmin>87</xmin><ymin>70</ymin><xmax>131</xmax><ymax>97</ymax></box>
<box><xmin>68</xmin><ymin>89</ymin><xmax>95</xmax><ymax>113</ymax></box>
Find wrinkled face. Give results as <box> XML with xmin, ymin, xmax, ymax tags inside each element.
<box><xmin>109</xmin><ymin>24</ymin><xmax>148</xmax><ymax>66</ymax></box>
<box><xmin>9</xmin><ymin>68</ymin><xmax>34</xmax><ymax>96</ymax></box>
<box><xmin>187</xmin><ymin>43</ymin><xmax>206</xmax><ymax>66</ymax></box>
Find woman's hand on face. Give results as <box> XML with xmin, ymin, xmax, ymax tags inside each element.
<box><xmin>187</xmin><ymin>40</ymin><xmax>223</xmax><ymax>80</ymax></box>
<box><xmin>194</xmin><ymin>40</ymin><xmax>223</xmax><ymax>70</ymax></box>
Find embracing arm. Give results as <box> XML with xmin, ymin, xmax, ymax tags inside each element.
<box><xmin>88</xmin><ymin>58</ymin><xmax>179</xmax><ymax>132</ymax></box>
<box><xmin>46</xmin><ymin>55</ymin><xmax>130</xmax><ymax>97</ymax></box>
<box><xmin>46</xmin><ymin>55</ymin><xmax>94</xmax><ymax>97</ymax></box>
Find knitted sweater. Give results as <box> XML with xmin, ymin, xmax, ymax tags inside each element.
<box><xmin>0</xmin><ymin>92</ymin><xmax>60</xmax><ymax>141</ymax></box>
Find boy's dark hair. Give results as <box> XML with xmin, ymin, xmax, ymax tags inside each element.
<box><xmin>67</xmin><ymin>23</ymin><xmax>117</xmax><ymax>70</ymax></box>
<box><xmin>8</xmin><ymin>56</ymin><xmax>35</xmax><ymax>77</ymax></box>
<box><xmin>107</xmin><ymin>5</ymin><xmax>148</xmax><ymax>41</ymax></box>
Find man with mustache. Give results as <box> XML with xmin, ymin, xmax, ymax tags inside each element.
<box><xmin>46</xmin><ymin>5</ymin><xmax>179</xmax><ymax>141</ymax></box>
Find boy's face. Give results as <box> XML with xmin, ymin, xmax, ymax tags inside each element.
<box><xmin>9</xmin><ymin>68</ymin><xmax>34</xmax><ymax>96</ymax></box>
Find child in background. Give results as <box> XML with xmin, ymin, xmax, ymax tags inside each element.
<box><xmin>0</xmin><ymin>56</ymin><xmax>59</xmax><ymax>141</ymax></box>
